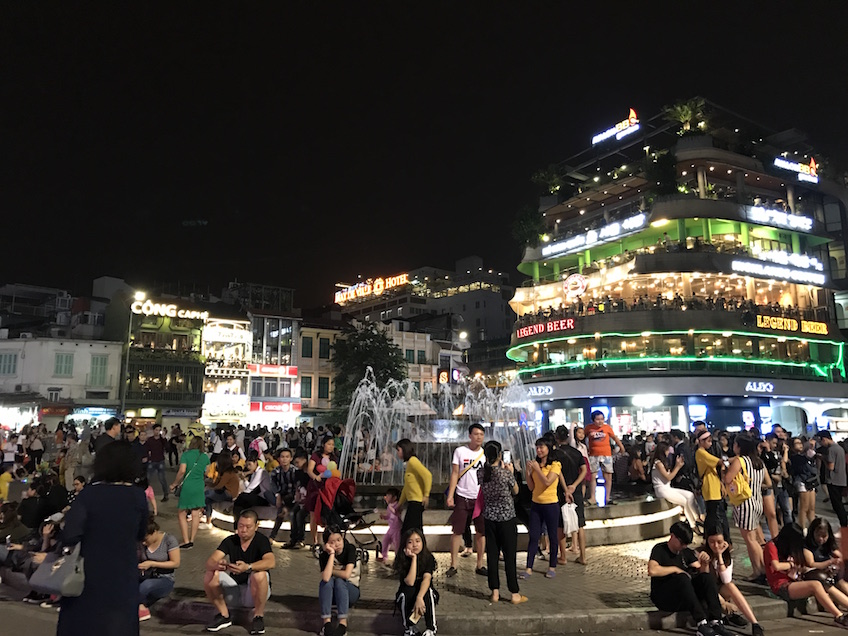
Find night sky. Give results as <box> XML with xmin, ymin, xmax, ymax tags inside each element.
<box><xmin>3</xmin><ymin>4</ymin><xmax>847</xmax><ymax>308</ymax></box>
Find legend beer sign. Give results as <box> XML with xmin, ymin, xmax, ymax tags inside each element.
<box><xmin>334</xmin><ymin>273</ymin><xmax>409</xmax><ymax>304</ymax></box>
<box><xmin>592</xmin><ymin>108</ymin><xmax>640</xmax><ymax>145</ymax></box>
<box><xmin>515</xmin><ymin>318</ymin><xmax>576</xmax><ymax>340</ymax></box>
<box><xmin>755</xmin><ymin>315</ymin><xmax>828</xmax><ymax>335</ymax></box>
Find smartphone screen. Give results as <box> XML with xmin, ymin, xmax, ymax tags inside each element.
<box><xmin>503</xmin><ymin>450</ymin><xmax>511</xmax><ymax>464</ymax></box>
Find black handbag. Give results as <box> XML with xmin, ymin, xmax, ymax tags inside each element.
<box><xmin>29</xmin><ymin>544</ymin><xmax>85</xmax><ymax>597</ymax></box>
<box><xmin>804</xmin><ymin>476</ymin><xmax>820</xmax><ymax>490</ymax></box>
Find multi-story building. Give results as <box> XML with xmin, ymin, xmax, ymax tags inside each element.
<box><xmin>201</xmin><ymin>316</ymin><xmax>252</xmax><ymax>428</ymax></box>
<box><xmin>334</xmin><ymin>256</ymin><xmax>515</xmax><ymax>344</ymax></box>
<box><xmin>510</xmin><ymin>100</ymin><xmax>848</xmax><ymax>436</ymax></box>
<box><xmin>246</xmin><ymin>310</ymin><xmax>301</xmax><ymax>429</ymax></box>
<box><xmin>298</xmin><ymin>313</ymin><xmax>346</xmax><ymax>429</ymax></box>
<box><xmin>0</xmin><ymin>336</ymin><xmax>123</xmax><ymax>431</ymax></box>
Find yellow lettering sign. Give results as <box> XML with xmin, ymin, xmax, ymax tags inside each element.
<box><xmin>755</xmin><ymin>314</ymin><xmax>827</xmax><ymax>335</ymax></box>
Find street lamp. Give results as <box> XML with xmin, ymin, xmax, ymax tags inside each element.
<box><xmin>449</xmin><ymin>330</ymin><xmax>468</xmax><ymax>386</ymax></box>
<box><xmin>121</xmin><ymin>291</ymin><xmax>145</xmax><ymax>417</ymax></box>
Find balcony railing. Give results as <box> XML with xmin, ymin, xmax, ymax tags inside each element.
<box><xmin>521</xmin><ymin>357</ymin><xmax>839</xmax><ymax>383</ymax></box>
<box><xmin>126</xmin><ymin>389</ymin><xmax>203</xmax><ymax>402</ymax></box>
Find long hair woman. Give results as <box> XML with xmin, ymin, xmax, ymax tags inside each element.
<box><xmin>306</xmin><ymin>434</ymin><xmax>339</xmax><ymax>547</ymax></box>
<box><xmin>58</xmin><ymin>440</ymin><xmax>148</xmax><ymax>636</ymax></box>
<box><xmin>170</xmin><ymin>436</ymin><xmax>210</xmax><ymax>548</ymax></box>
<box><xmin>765</xmin><ymin>523</ymin><xmax>848</xmax><ymax>628</ymax></box>
<box><xmin>395</xmin><ymin>438</ymin><xmax>432</xmax><ymax>536</ymax></box>
<box><xmin>478</xmin><ymin>440</ymin><xmax>526</xmax><ymax>604</ymax></box>
<box><xmin>724</xmin><ymin>433</ymin><xmax>771</xmax><ymax>582</ymax></box>
<box><xmin>649</xmin><ymin>441</ymin><xmax>702</xmax><ymax>530</ymax></box>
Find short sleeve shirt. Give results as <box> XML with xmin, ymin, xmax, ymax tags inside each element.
<box><xmin>696</xmin><ymin>447</ymin><xmax>722</xmax><ymax>501</ymax></box>
<box><xmin>144</xmin><ymin>532</ymin><xmax>180</xmax><ymax>580</ymax></box>
<box><xmin>319</xmin><ymin>541</ymin><xmax>360</xmax><ymax>587</ymax></box>
<box><xmin>649</xmin><ymin>542</ymin><xmax>696</xmax><ymax>595</ymax></box>
<box><xmin>825</xmin><ymin>444</ymin><xmax>847</xmax><ymax>487</ymax></box>
<box><xmin>763</xmin><ymin>541</ymin><xmax>791</xmax><ymax>593</ymax></box>
<box><xmin>217</xmin><ymin>533</ymin><xmax>273</xmax><ymax>585</ymax></box>
<box><xmin>401</xmin><ymin>552</ymin><xmax>436</xmax><ymax>587</ymax></box>
<box><xmin>532</xmin><ymin>461</ymin><xmax>561</xmax><ymax>504</ymax></box>
<box><xmin>452</xmin><ymin>446</ymin><xmax>486</xmax><ymax>500</ymax></box>
<box><xmin>478</xmin><ymin>465</ymin><xmax>517</xmax><ymax>522</ymax></box>
<box><xmin>585</xmin><ymin>423</ymin><xmax>615</xmax><ymax>457</ymax></box>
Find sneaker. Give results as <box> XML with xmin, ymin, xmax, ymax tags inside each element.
<box><xmin>403</xmin><ymin>629</ymin><xmax>417</xmax><ymax>636</ymax></box>
<box><xmin>751</xmin><ymin>623</ymin><xmax>764</xmax><ymax>636</ymax></box>
<box><xmin>335</xmin><ymin>626</ymin><xmax>347</xmax><ymax>636</ymax></box>
<box><xmin>249</xmin><ymin>616</ymin><xmax>265</xmax><ymax>635</ymax></box>
<box><xmin>695</xmin><ymin>622</ymin><xmax>716</xmax><ymax>636</ymax></box>
<box><xmin>422</xmin><ymin>630</ymin><xmax>436</xmax><ymax>636</ymax></box>
<box><xmin>446</xmin><ymin>566</ymin><xmax>457</xmax><ymax>577</ymax></box>
<box><xmin>161</xmin><ymin>496</ymin><xmax>169</xmax><ymax>502</ymax></box>
<box><xmin>836</xmin><ymin>613</ymin><xmax>848</xmax><ymax>628</ymax></box>
<box><xmin>180</xmin><ymin>542</ymin><xmax>194</xmax><ymax>550</ymax></box>
<box><xmin>206</xmin><ymin>613</ymin><xmax>233</xmax><ymax>632</ymax></box>
<box><xmin>724</xmin><ymin>613</ymin><xmax>747</xmax><ymax>627</ymax></box>
<box><xmin>139</xmin><ymin>607</ymin><xmax>151</xmax><ymax>622</ymax></box>
<box><xmin>40</xmin><ymin>599</ymin><xmax>58</xmax><ymax>609</ymax></box>
<box><xmin>709</xmin><ymin>621</ymin><xmax>733</xmax><ymax>636</ymax></box>
<box><xmin>23</xmin><ymin>592</ymin><xmax>48</xmax><ymax>604</ymax></box>
<box><xmin>318</xmin><ymin>624</ymin><xmax>336</xmax><ymax>636</ymax></box>
<box><xmin>282</xmin><ymin>541</ymin><xmax>304</xmax><ymax>550</ymax></box>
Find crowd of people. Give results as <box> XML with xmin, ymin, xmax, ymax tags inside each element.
<box><xmin>6</xmin><ymin>414</ymin><xmax>848</xmax><ymax>635</ymax></box>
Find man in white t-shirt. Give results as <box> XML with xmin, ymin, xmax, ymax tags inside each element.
<box><xmin>446</xmin><ymin>422</ymin><xmax>487</xmax><ymax>577</ymax></box>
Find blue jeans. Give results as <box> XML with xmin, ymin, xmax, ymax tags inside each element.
<box><xmin>205</xmin><ymin>489</ymin><xmax>233</xmax><ymax>519</ymax></box>
<box><xmin>526</xmin><ymin>502</ymin><xmax>559</xmax><ymax>569</ymax></box>
<box><xmin>319</xmin><ymin>577</ymin><xmax>360</xmax><ymax>619</ymax></box>
<box><xmin>139</xmin><ymin>577</ymin><xmax>174</xmax><ymax>606</ymax></box>
<box><xmin>775</xmin><ymin>483</ymin><xmax>793</xmax><ymax>526</ymax></box>
<box><xmin>147</xmin><ymin>461</ymin><xmax>169</xmax><ymax>497</ymax></box>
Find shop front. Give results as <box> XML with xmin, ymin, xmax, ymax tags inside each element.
<box><xmin>200</xmin><ymin>393</ymin><xmax>250</xmax><ymax>428</ymax></box>
<box><xmin>527</xmin><ymin>375</ymin><xmax>848</xmax><ymax>438</ymax></box>
<box><xmin>0</xmin><ymin>403</ymin><xmax>39</xmax><ymax>432</ymax></box>
<box><xmin>249</xmin><ymin>400</ymin><xmax>301</xmax><ymax>428</ymax></box>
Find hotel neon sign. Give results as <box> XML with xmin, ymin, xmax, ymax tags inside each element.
<box><xmin>773</xmin><ymin>157</ymin><xmax>819</xmax><ymax>184</ymax></box>
<box><xmin>592</xmin><ymin>108</ymin><xmax>640</xmax><ymax>145</ymax></box>
<box><xmin>747</xmin><ymin>206</ymin><xmax>813</xmax><ymax>232</ymax></box>
<box><xmin>542</xmin><ymin>212</ymin><xmax>646</xmax><ymax>257</ymax></box>
<box><xmin>334</xmin><ymin>273</ymin><xmax>409</xmax><ymax>304</ymax></box>
<box><xmin>131</xmin><ymin>300</ymin><xmax>209</xmax><ymax>322</ymax></box>
<box><xmin>730</xmin><ymin>258</ymin><xmax>826</xmax><ymax>286</ymax></box>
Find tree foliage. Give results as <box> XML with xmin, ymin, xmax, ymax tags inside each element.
<box><xmin>331</xmin><ymin>322</ymin><xmax>407</xmax><ymax>411</ymax></box>
<box><xmin>511</xmin><ymin>203</ymin><xmax>546</xmax><ymax>249</ymax></box>
<box><xmin>663</xmin><ymin>97</ymin><xmax>706</xmax><ymax>133</ymax></box>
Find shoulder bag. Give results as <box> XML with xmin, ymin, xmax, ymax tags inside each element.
<box><xmin>728</xmin><ymin>457</ymin><xmax>753</xmax><ymax>507</ymax></box>
<box><xmin>174</xmin><ymin>453</ymin><xmax>201</xmax><ymax>498</ymax></box>
<box><xmin>29</xmin><ymin>544</ymin><xmax>85</xmax><ymax>597</ymax></box>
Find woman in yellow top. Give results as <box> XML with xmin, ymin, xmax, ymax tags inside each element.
<box><xmin>396</xmin><ymin>438</ymin><xmax>433</xmax><ymax>536</ymax></box>
<box><xmin>520</xmin><ymin>438</ymin><xmax>562</xmax><ymax>580</ymax></box>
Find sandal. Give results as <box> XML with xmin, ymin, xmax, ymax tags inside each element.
<box><xmin>511</xmin><ymin>595</ymin><xmax>529</xmax><ymax>605</ymax></box>
<box><xmin>518</xmin><ymin>571</ymin><xmax>532</xmax><ymax>580</ymax></box>
<box><xmin>557</xmin><ymin>559</ymin><xmax>568</xmax><ymax>565</ymax></box>
<box><xmin>575</xmin><ymin>557</ymin><xmax>587</xmax><ymax>565</ymax></box>
<box><xmin>545</xmin><ymin>569</ymin><xmax>556</xmax><ymax>578</ymax></box>
<box><xmin>835</xmin><ymin>612</ymin><xmax>848</xmax><ymax>628</ymax></box>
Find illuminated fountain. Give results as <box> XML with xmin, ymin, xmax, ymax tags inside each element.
<box><xmin>338</xmin><ymin>368</ymin><xmax>540</xmax><ymax>487</ymax></box>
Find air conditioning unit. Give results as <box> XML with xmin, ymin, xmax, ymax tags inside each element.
<box><xmin>14</xmin><ymin>384</ymin><xmax>30</xmax><ymax>392</ymax></box>
<box><xmin>20</xmin><ymin>332</ymin><xmax>33</xmax><ymax>339</ymax></box>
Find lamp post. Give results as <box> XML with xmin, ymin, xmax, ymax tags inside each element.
<box><xmin>448</xmin><ymin>330</ymin><xmax>468</xmax><ymax>388</ymax></box>
<box><xmin>120</xmin><ymin>291</ymin><xmax>145</xmax><ymax>418</ymax></box>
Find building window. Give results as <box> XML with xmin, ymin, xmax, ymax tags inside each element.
<box><xmin>279</xmin><ymin>379</ymin><xmax>292</xmax><ymax>398</ymax></box>
<box><xmin>251</xmin><ymin>377</ymin><xmax>263</xmax><ymax>397</ymax></box>
<box><xmin>264</xmin><ymin>378</ymin><xmax>278</xmax><ymax>397</ymax></box>
<box><xmin>405</xmin><ymin>349</ymin><xmax>414</xmax><ymax>363</ymax></box>
<box><xmin>89</xmin><ymin>354</ymin><xmax>108</xmax><ymax>387</ymax></box>
<box><xmin>319</xmin><ymin>338</ymin><xmax>330</xmax><ymax>359</ymax></box>
<box><xmin>301</xmin><ymin>376</ymin><xmax>312</xmax><ymax>399</ymax></box>
<box><xmin>48</xmin><ymin>388</ymin><xmax>61</xmax><ymax>402</ymax></box>
<box><xmin>475</xmin><ymin>301</ymin><xmax>480</xmax><ymax>309</ymax></box>
<box><xmin>0</xmin><ymin>353</ymin><xmax>17</xmax><ymax>375</ymax></box>
<box><xmin>318</xmin><ymin>376</ymin><xmax>330</xmax><ymax>399</ymax></box>
<box><xmin>302</xmin><ymin>336</ymin><xmax>313</xmax><ymax>358</ymax></box>
<box><xmin>54</xmin><ymin>352</ymin><xmax>74</xmax><ymax>377</ymax></box>
<box><xmin>417</xmin><ymin>350</ymin><xmax>426</xmax><ymax>364</ymax></box>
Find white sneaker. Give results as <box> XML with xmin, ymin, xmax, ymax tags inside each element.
<box><xmin>422</xmin><ymin>630</ymin><xmax>436</xmax><ymax>636</ymax></box>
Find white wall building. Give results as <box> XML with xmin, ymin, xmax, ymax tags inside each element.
<box><xmin>0</xmin><ymin>337</ymin><xmax>123</xmax><ymax>430</ymax></box>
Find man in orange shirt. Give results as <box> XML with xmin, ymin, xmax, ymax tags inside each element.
<box><xmin>585</xmin><ymin>410</ymin><xmax>624</xmax><ymax>506</ymax></box>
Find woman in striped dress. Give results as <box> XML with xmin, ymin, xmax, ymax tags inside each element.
<box><xmin>723</xmin><ymin>434</ymin><xmax>772</xmax><ymax>583</ymax></box>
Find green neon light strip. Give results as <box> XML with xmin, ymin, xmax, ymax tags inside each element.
<box><xmin>506</xmin><ymin>328</ymin><xmax>844</xmax><ymax>362</ymax></box>
<box><xmin>516</xmin><ymin>354</ymin><xmax>836</xmax><ymax>377</ymax></box>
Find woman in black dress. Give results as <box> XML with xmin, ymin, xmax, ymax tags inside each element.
<box><xmin>58</xmin><ymin>440</ymin><xmax>148</xmax><ymax>636</ymax></box>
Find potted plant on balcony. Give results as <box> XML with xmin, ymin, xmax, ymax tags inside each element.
<box><xmin>663</xmin><ymin>97</ymin><xmax>707</xmax><ymax>135</ymax></box>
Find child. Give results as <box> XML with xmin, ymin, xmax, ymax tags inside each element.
<box><xmin>378</xmin><ymin>487</ymin><xmax>401</xmax><ymax>564</ymax></box>
<box><xmin>395</xmin><ymin>528</ymin><xmax>438</xmax><ymax>636</ymax></box>
<box><xmin>139</xmin><ymin>477</ymin><xmax>158</xmax><ymax>516</ymax></box>
<box><xmin>804</xmin><ymin>517</ymin><xmax>848</xmax><ymax>597</ymax></box>
<box><xmin>318</xmin><ymin>525</ymin><xmax>360</xmax><ymax>636</ymax></box>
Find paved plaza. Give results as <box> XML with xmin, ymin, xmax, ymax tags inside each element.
<box><xmin>4</xmin><ymin>467</ymin><xmax>848</xmax><ymax>635</ymax></box>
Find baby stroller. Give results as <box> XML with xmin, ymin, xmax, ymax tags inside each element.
<box><xmin>312</xmin><ymin>477</ymin><xmax>381</xmax><ymax>563</ymax></box>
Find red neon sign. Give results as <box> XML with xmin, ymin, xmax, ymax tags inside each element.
<box><xmin>515</xmin><ymin>319</ymin><xmax>576</xmax><ymax>340</ymax></box>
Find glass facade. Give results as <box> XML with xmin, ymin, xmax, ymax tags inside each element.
<box><xmin>251</xmin><ymin>316</ymin><xmax>293</xmax><ymax>365</ymax></box>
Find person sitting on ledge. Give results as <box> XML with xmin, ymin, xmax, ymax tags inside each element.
<box><xmin>648</xmin><ymin>521</ymin><xmax>733</xmax><ymax>636</ymax></box>
<box><xmin>203</xmin><ymin>509</ymin><xmax>276</xmax><ymax>635</ymax></box>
